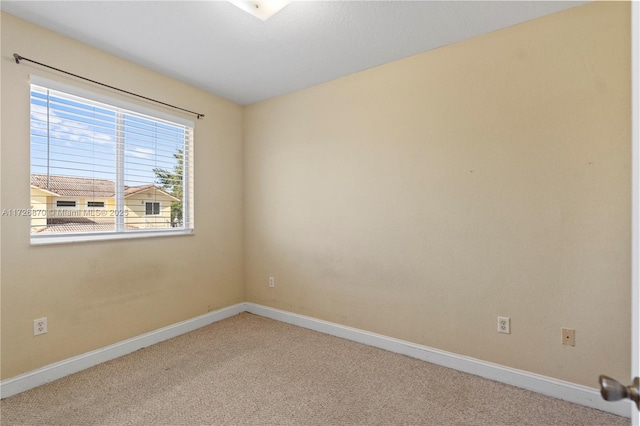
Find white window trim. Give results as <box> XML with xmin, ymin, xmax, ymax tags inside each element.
<box><xmin>29</xmin><ymin>75</ymin><xmax>194</xmax><ymax>127</ymax></box>
<box><xmin>29</xmin><ymin>75</ymin><xmax>195</xmax><ymax>245</ymax></box>
<box><xmin>30</xmin><ymin>228</ymin><xmax>194</xmax><ymax>246</ymax></box>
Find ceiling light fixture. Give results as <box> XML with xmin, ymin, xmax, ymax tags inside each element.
<box><xmin>228</xmin><ymin>0</ymin><xmax>291</xmax><ymax>21</ymax></box>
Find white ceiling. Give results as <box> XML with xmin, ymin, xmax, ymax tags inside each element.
<box><xmin>1</xmin><ymin>1</ymin><xmax>588</xmax><ymax>106</ymax></box>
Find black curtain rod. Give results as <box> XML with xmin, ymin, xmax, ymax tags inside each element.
<box><xmin>13</xmin><ymin>53</ymin><xmax>204</xmax><ymax>120</ymax></box>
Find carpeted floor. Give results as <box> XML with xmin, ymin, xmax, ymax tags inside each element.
<box><xmin>0</xmin><ymin>313</ymin><xmax>630</xmax><ymax>425</ymax></box>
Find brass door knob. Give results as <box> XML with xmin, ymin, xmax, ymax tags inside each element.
<box><xmin>599</xmin><ymin>375</ymin><xmax>639</xmax><ymax>410</ymax></box>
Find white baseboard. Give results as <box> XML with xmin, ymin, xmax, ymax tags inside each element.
<box><xmin>244</xmin><ymin>303</ymin><xmax>632</xmax><ymax>418</ymax></box>
<box><xmin>1</xmin><ymin>302</ymin><xmax>632</xmax><ymax>418</ymax></box>
<box><xmin>0</xmin><ymin>303</ymin><xmax>245</xmax><ymax>399</ymax></box>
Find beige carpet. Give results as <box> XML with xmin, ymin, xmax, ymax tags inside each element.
<box><xmin>0</xmin><ymin>313</ymin><xmax>629</xmax><ymax>425</ymax></box>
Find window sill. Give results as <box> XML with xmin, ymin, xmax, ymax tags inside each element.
<box><xmin>30</xmin><ymin>228</ymin><xmax>194</xmax><ymax>246</ymax></box>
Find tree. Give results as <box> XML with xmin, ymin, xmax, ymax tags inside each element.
<box><xmin>153</xmin><ymin>149</ymin><xmax>183</xmax><ymax>227</ymax></box>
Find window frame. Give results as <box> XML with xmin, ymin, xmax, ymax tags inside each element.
<box><xmin>87</xmin><ymin>201</ymin><xmax>106</xmax><ymax>209</ymax></box>
<box><xmin>144</xmin><ymin>201</ymin><xmax>161</xmax><ymax>216</ymax></box>
<box><xmin>55</xmin><ymin>200</ymin><xmax>78</xmax><ymax>209</ymax></box>
<box><xmin>29</xmin><ymin>75</ymin><xmax>195</xmax><ymax>246</ymax></box>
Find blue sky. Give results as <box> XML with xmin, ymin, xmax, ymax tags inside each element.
<box><xmin>30</xmin><ymin>86</ymin><xmax>185</xmax><ymax>189</ymax></box>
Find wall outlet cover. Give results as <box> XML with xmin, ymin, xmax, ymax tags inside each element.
<box><xmin>34</xmin><ymin>317</ymin><xmax>47</xmax><ymax>336</ymax></box>
<box><xmin>562</xmin><ymin>328</ymin><xmax>575</xmax><ymax>346</ymax></box>
<box><xmin>497</xmin><ymin>316</ymin><xmax>510</xmax><ymax>334</ymax></box>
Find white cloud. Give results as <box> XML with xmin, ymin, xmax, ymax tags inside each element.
<box><xmin>125</xmin><ymin>147</ymin><xmax>155</xmax><ymax>160</ymax></box>
<box><xmin>30</xmin><ymin>104</ymin><xmax>116</xmax><ymax>146</ymax></box>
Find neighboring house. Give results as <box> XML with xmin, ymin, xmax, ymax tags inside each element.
<box><xmin>30</xmin><ymin>174</ymin><xmax>179</xmax><ymax>233</ymax></box>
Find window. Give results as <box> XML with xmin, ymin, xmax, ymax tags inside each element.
<box><xmin>56</xmin><ymin>200</ymin><xmax>77</xmax><ymax>208</ymax></box>
<box><xmin>29</xmin><ymin>76</ymin><xmax>194</xmax><ymax>244</ymax></box>
<box><xmin>145</xmin><ymin>202</ymin><xmax>160</xmax><ymax>216</ymax></box>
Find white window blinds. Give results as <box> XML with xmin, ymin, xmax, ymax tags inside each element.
<box><xmin>30</xmin><ymin>79</ymin><xmax>194</xmax><ymax>242</ymax></box>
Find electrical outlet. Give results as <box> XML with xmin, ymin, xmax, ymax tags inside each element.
<box><xmin>34</xmin><ymin>317</ymin><xmax>47</xmax><ymax>336</ymax></box>
<box><xmin>268</xmin><ymin>277</ymin><xmax>275</xmax><ymax>288</ymax></box>
<box><xmin>562</xmin><ymin>328</ymin><xmax>575</xmax><ymax>346</ymax></box>
<box><xmin>497</xmin><ymin>316</ymin><xmax>510</xmax><ymax>334</ymax></box>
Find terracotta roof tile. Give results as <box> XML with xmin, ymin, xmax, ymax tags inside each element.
<box><xmin>35</xmin><ymin>224</ymin><xmax>139</xmax><ymax>233</ymax></box>
<box><xmin>35</xmin><ymin>217</ymin><xmax>139</xmax><ymax>233</ymax></box>
<box><xmin>30</xmin><ymin>174</ymin><xmax>177</xmax><ymax>200</ymax></box>
<box><xmin>47</xmin><ymin>217</ymin><xmax>114</xmax><ymax>225</ymax></box>
<box><xmin>124</xmin><ymin>184</ymin><xmax>155</xmax><ymax>196</ymax></box>
<box><xmin>31</xmin><ymin>174</ymin><xmax>115</xmax><ymax>198</ymax></box>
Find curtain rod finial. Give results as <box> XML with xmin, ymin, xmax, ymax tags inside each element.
<box><xmin>13</xmin><ymin>53</ymin><xmax>23</xmax><ymax>64</ymax></box>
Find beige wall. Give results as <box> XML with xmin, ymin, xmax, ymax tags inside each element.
<box><xmin>244</xmin><ymin>2</ymin><xmax>631</xmax><ymax>387</ymax></box>
<box><xmin>1</xmin><ymin>2</ymin><xmax>633</xmax><ymax>390</ymax></box>
<box><xmin>1</xmin><ymin>13</ymin><xmax>244</xmax><ymax>379</ymax></box>
<box><xmin>125</xmin><ymin>191</ymin><xmax>176</xmax><ymax>228</ymax></box>
<box><xmin>28</xmin><ymin>192</ymin><xmax>123</xmax><ymax>230</ymax></box>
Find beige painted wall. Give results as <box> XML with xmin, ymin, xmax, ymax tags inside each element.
<box><xmin>1</xmin><ymin>13</ymin><xmax>244</xmax><ymax>379</ymax></box>
<box><xmin>244</xmin><ymin>2</ymin><xmax>631</xmax><ymax>387</ymax></box>
<box><xmin>0</xmin><ymin>1</ymin><xmax>633</xmax><ymax>391</ymax></box>
<box><xmin>125</xmin><ymin>190</ymin><xmax>176</xmax><ymax>228</ymax></box>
